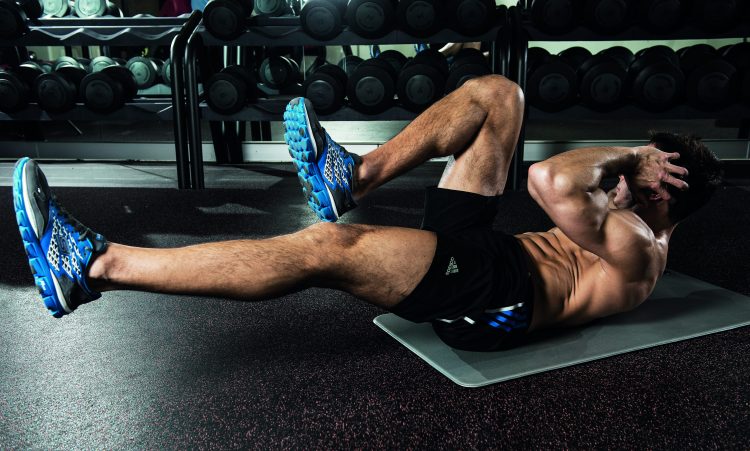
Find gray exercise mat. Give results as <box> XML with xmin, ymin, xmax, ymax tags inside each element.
<box><xmin>374</xmin><ymin>271</ymin><xmax>750</xmax><ymax>388</ymax></box>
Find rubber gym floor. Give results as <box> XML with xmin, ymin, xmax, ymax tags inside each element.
<box><xmin>0</xmin><ymin>162</ymin><xmax>748</xmax><ymax>448</ymax></box>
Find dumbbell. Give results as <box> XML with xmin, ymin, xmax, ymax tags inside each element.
<box><xmin>377</xmin><ymin>49</ymin><xmax>408</xmax><ymax>75</ymax></box>
<box><xmin>206</xmin><ymin>65</ymin><xmax>256</xmax><ymax>114</ymax></box>
<box><xmin>396</xmin><ymin>48</ymin><xmax>447</xmax><ymax>112</ymax></box>
<box><xmin>558</xmin><ymin>46</ymin><xmax>591</xmax><ymax>69</ymax></box>
<box><xmin>722</xmin><ymin>43</ymin><xmax>750</xmax><ymax>104</ymax></box>
<box><xmin>529</xmin><ymin>0</ymin><xmax>580</xmax><ymax>35</ymax></box>
<box><xmin>300</xmin><ymin>0</ymin><xmax>346</xmax><ymax>40</ymax></box>
<box><xmin>576</xmin><ymin>48</ymin><xmax>632</xmax><ymax>111</ymax></box>
<box><xmin>73</xmin><ymin>0</ymin><xmax>121</xmax><ymax>17</ymax></box>
<box><xmin>338</xmin><ymin>54</ymin><xmax>363</xmax><ymax>79</ymax></box>
<box><xmin>582</xmin><ymin>0</ymin><xmax>632</xmax><ymax>35</ymax></box>
<box><xmin>346</xmin><ymin>0</ymin><xmax>396</xmax><ymax>38</ymax></box>
<box><xmin>347</xmin><ymin>57</ymin><xmax>397</xmax><ymax>114</ymax></box>
<box><xmin>396</xmin><ymin>0</ymin><xmax>443</xmax><ymax>38</ymax></box>
<box><xmin>162</xmin><ymin>57</ymin><xmax>172</xmax><ymax>85</ymax></box>
<box><xmin>42</xmin><ymin>0</ymin><xmax>73</xmax><ymax>16</ymax></box>
<box><xmin>203</xmin><ymin>0</ymin><xmax>254</xmax><ymax>41</ymax></box>
<box><xmin>599</xmin><ymin>45</ymin><xmax>634</xmax><ymax>68</ymax></box>
<box><xmin>254</xmin><ymin>0</ymin><xmax>292</xmax><ymax>16</ymax></box>
<box><xmin>126</xmin><ymin>56</ymin><xmax>164</xmax><ymax>90</ymax></box>
<box><xmin>627</xmin><ymin>45</ymin><xmax>684</xmax><ymax>111</ymax></box>
<box><xmin>0</xmin><ymin>61</ymin><xmax>45</xmax><ymax>113</ymax></box>
<box><xmin>526</xmin><ymin>49</ymin><xmax>578</xmax><ymax>112</ymax></box>
<box><xmin>0</xmin><ymin>0</ymin><xmax>43</xmax><ymax>39</ymax></box>
<box><xmin>637</xmin><ymin>0</ymin><xmax>683</xmax><ymax>33</ymax></box>
<box><xmin>258</xmin><ymin>55</ymin><xmax>301</xmax><ymax>91</ymax></box>
<box><xmin>445</xmin><ymin>47</ymin><xmax>489</xmax><ymax>93</ymax></box>
<box><xmin>303</xmin><ymin>63</ymin><xmax>347</xmax><ymax>114</ymax></box>
<box><xmin>679</xmin><ymin>45</ymin><xmax>738</xmax><ymax>111</ymax></box>
<box><xmin>34</xmin><ymin>57</ymin><xmax>87</xmax><ymax>113</ymax></box>
<box><xmin>685</xmin><ymin>0</ymin><xmax>740</xmax><ymax>32</ymax></box>
<box><xmin>79</xmin><ymin>59</ymin><xmax>139</xmax><ymax>113</ymax></box>
<box><xmin>444</xmin><ymin>0</ymin><xmax>497</xmax><ymax>36</ymax></box>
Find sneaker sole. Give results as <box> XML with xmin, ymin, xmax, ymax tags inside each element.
<box><xmin>283</xmin><ymin>98</ymin><xmax>339</xmax><ymax>222</ymax></box>
<box><xmin>13</xmin><ymin>158</ymin><xmax>69</xmax><ymax>317</ymax></box>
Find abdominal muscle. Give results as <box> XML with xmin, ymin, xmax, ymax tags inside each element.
<box><xmin>515</xmin><ymin>228</ymin><xmax>609</xmax><ymax>332</ymax></box>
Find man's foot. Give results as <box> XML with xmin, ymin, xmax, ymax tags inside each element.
<box><xmin>13</xmin><ymin>158</ymin><xmax>107</xmax><ymax>317</ymax></box>
<box><xmin>283</xmin><ymin>97</ymin><xmax>360</xmax><ymax>222</ymax></box>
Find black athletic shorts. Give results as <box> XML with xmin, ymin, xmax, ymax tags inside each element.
<box><xmin>390</xmin><ymin>186</ymin><xmax>535</xmax><ymax>352</ymax></box>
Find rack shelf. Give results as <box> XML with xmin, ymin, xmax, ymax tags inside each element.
<box><xmin>7</xmin><ymin>15</ymin><xmax>188</xmax><ymax>46</ymax></box>
<box><xmin>200</xmin><ymin>98</ymin><xmax>418</xmax><ymax>122</ymax></box>
<box><xmin>529</xmin><ymin>104</ymin><xmax>750</xmax><ymax>122</ymax></box>
<box><xmin>198</xmin><ymin>17</ymin><xmax>504</xmax><ymax>47</ymax></box>
<box><xmin>0</xmin><ymin>100</ymin><xmax>174</xmax><ymax>121</ymax></box>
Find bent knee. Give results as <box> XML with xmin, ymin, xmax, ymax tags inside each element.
<box><xmin>463</xmin><ymin>74</ymin><xmax>525</xmax><ymax>113</ymax></box>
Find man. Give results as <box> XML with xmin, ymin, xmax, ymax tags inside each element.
<box><xmin>13</xmin><ymin>75</ymin><xmax>722</xmax><ymax>352</ymax></box>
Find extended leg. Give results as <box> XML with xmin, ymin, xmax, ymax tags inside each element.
<box><xmin>88</xmin><ymin>223</ymin><xmax>436</xmax><ymax>310</ymax></box>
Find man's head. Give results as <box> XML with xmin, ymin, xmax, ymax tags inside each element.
<box><xmin>647</xmin><ymin>131</ymin><xmax>723</xmax><ymax>224</ymax></box>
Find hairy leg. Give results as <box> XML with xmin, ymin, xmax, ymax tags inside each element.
<box><xmin>355</xmin><ymin>74</ymin><xmax>525</xmax><ymax>198</ymax></box>
<box><xmin>87</xmin><ymin>223</ymin><xmax>436</xmax><ymax>309</ymax></box>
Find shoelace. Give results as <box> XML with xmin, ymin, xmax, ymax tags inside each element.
<box><xmin>52</xmin><ymin>195</ymin><xmax>94</xmax><ymax>252</ymax></box>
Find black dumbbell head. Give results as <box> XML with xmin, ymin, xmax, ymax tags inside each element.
<box><xmin>346</xmin><ymin>0</ymin><xmax>396</xmax><ymax>39</ymax></box>
<box><xmin>397</xmin><ymin>49</ymin><xmax>448</xmax><ymax>112</ymax></box>
<box><xmin>688</xmin><ymin>0</ymin><xmax>739</xmax><ymax>32</ymax></box>
<box><xmin>259</xmin><ymin>55</ymin><xmax>300</xmax><ymax>89</ymax></box>
<box><xmin>206</xmin><ymin>65</ymin><xmax>254</xmax><ymax>114</ymax></box>
<box><xmin>90</xmin><ymin>55</ymin><xmax>116</xmax><ymax>73</ymax></box>
<box><xmin>35</xmin><ymin>72</ymin><xmax>78</xmax><ymax>113</ymax></box>
<box><xmin>530</xmin><ymin>0</ymin><xmax>579</xmax><ymax>34</ymax></box>
<box><xmin>43</xmin><ymin>0</ymin><xmax>72</xmax><ymax>16</ymax></box>
<box><xmin>162</xmin><ymin>58</ymin><xmax>172</xmax><ymax>85</ymax></box>
<box><xmin>103</xmin><ymin>65</ymin><xmax>138</xmax><ymax>99</ymax></box>
<box><xmin>678</xmin><ymin>44</ymin><xmax>716</xmax><ymax>75</ymax></box>
<box><xmin>0</xmin><ymin>0</ymin><xmax>42</xmax><ymax>39</ymax></box>
<box><xmin>684</xmin><ymin>57</ymin><xmax>738</xmax><ymax>110</ymax></box>
<box><xmin>301</xmin><ymin>0</ymin><xmax>345</xmax><ymax>40</ymax></box>
<box><xmin>254</xmin><ymin>0</ymin><xmax>289</xmax><ymax>16</ymax></box>
<box><xmin>338</xmin><ymin>55</ymin><xmax>364</xmax><ymax>78</ymax></box>
<box><xmin>445</xmin><ymin>0</ymin><xmax>496</xmax><ymax>36</ymax></box>
<box><xmin>74</xmin><ymin>0</ymin><xmax>111</xmax><ymax>17</ymax></box>
<box><xmin>0</xmin><ymin>70</ymin><xmax>30</xmax><ymax>113</ymax></box>
<box><xmin>303</xmin><ymin>63</ymin><xmax>347</xmax><ymax>115</ymax></box>
<box><xmin>203</xmin><ymin>0</ymin><xmax>253</xmax><ymax>41</ymax></box>
<box><xmin>628</xmin><ymin>47</ymin><xmax>684</xmax><ymax>111</ymax></box>
<box><xmin>583</xmin><ymin>0</ymin><xmax>632</xmax><ymax>34</ymax></box>
<box><xmin>377</xmin><ymin>49</ymin><xmax>409</xmax><ymax>74</ymax></box>
<box><xmin>80</xmin><ymin>71</ymin><xmax>124</xmax><ymax>113</ymax></box>
<box><xmin>445</xmin><ymin>47</ymin><xmax>489</xmax><ymax>93</ymax></box>
<box><xmin>527</xmin><ymin>47</ymin><xmax>551</xmax><ymax>74</ymax></box>
<box><xmin>53</xmin><ymin>55</ymin><xmax>81</xmax><ymax>71</ymax></box>
<box><xmin>126</xmin><ymin>56</ymin><xmax>159</xmax><ymax>89</ymax></box>
<box><xmin>637</xmin><ymin>0</ymin><xmax>683</xmax><ymax>33</ymax></box>
<box><xmin>396</xmin><ymin>0</ymin><xmax>443</xmax><ymax>37</ymax></box>
<box><xmin>599</xmin><ymin>46</ymin><xmax>634</xmax><ymax>70</ymax></box>
<box><xmin>558</xmin><ymin>46</ymin><xmax>592</xmax><ymax>69</ymax></box>
<box><xmin>578</xmin><ymin>54</ymin><xmax>627</xmax><ymax>110</ymax></box>
<box><xmin>527</xmin><ymin>55</ymin><xmax>578</xmax><ymax>111</ymax></box>
<box><xmin>347</xmin><ymin>57</ymin><xmax>396</xmax><ymax>114</ymax></box>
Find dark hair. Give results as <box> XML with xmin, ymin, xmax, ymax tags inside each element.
<box><xmin>648</xmin><ymin>131</ymin><xmax>723</xmax><ymax>223</ymax></box>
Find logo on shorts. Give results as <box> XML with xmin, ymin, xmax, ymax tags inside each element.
<box><xmin>445</xmin><ymin>256</ymin><xmax>459</xmax><ymax>275</ymax></box>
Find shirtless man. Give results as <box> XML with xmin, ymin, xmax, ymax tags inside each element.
<box><xmin>13</xmin><ymin>75</ymin><xmax>722</xmax><ymax>351</ymax></box>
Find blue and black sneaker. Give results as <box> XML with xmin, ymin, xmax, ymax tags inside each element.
<box><xmin>13</xmin><ymin>158</ymin><xmax>107</xmax><ymax>317</ymax></box>
<box><xmin>283</xmin><ymin>97</ymin><xmax>361</xmax><ymax>222</ymax></box>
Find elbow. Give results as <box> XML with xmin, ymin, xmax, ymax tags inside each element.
<box><xmin>528</xmin><ymin>162</ymin><xmax>574</xmax><ymax>200</ymax></box>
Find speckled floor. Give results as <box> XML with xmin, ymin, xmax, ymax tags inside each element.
<box><xmin>0</xmin><ymin>163</ymin><xmax>748</xmax><ymax>448</ymax></box>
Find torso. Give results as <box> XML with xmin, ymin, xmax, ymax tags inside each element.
<box><xmin>515</xmin><ymin>224</ymin><xmax>669</xmax><ymax>332</ymax></box>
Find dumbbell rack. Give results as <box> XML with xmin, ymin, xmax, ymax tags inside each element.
<box><xmin>180</xmin><ymin>16</ymin><xmax>510</xmax><ymax>189</ymax></box>
<box><xmin>0</xmin><ymin>12</ymin><xmax>200</xmax><ymax>187</ymax></box>
<box><xmin>507</xmin><ymin>4</ymin><xmax>750</xmax><ymax>189</ymax></box>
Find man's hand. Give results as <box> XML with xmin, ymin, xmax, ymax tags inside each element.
<box><xmin>630</xmin><ymin>146</ymin><xmax>690</xmax><ymax>200</ymax></box>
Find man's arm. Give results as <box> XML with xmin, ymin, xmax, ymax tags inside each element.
<box><xmin>527</xmin><ymin>146</ymin><xmax>688</xmax><ymax>277</ymax></box>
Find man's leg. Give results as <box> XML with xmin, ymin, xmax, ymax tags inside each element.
<box><xmin>92</xmin><ymin>225</ymin><xmax>437</xmax><ymax>310</ymax></box>
<box><xmin>286</xmin><ymin>74</ymin><xmax>524</xmax><ymax>221</ymax></box>
<box><xmin>355</xmin><ymin>74</ymin><xmax>525</xmax><ymax>198</ymax></box>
